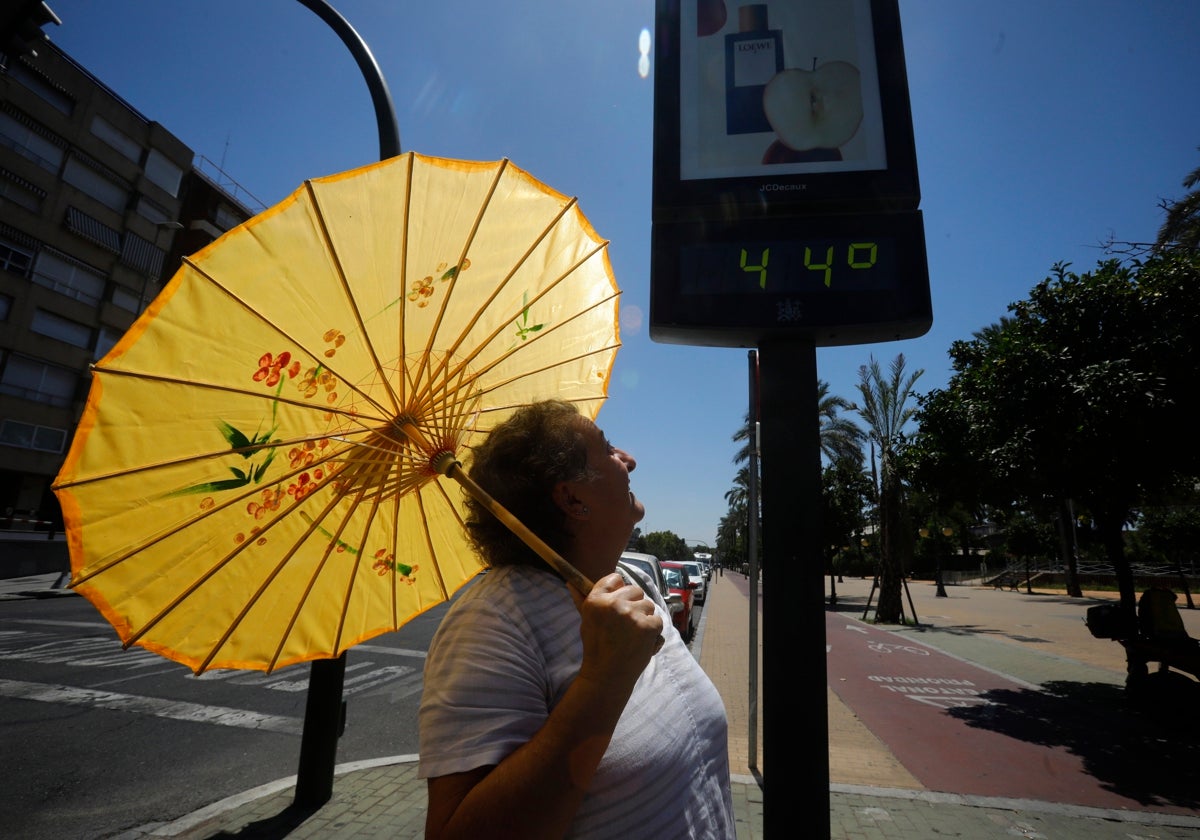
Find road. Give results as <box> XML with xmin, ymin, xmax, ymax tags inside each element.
<box><xmin>1</xmin><ymin>576</ymin><xmax>705</xmax><ymax>840</ymax></box>
<box><xmin>1</xmin><ymin>591</ymin><xmax>444</xmax><ymax>840</ymax></box>
<box><xmin>826</xmin><ymin>587</ymin><xmax>1200</xmax><ymax>818</ymax></box>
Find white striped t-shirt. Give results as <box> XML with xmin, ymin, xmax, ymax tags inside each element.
<box><xmin>418</xmin><ymin>563</ymin><xmax>736</xmax><ymax>839</ymax></box>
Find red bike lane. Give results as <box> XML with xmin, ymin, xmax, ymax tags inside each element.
<box><xmin>826</xmin><ymin>611</ymin><xmax>1150</xmax><ymax>811</ymax></box>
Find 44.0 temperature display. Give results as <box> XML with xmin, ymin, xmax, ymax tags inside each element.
<box><xmin>681</xmin><ymin>238</ymin><xmax>897</xmax><ymax>295</ymax></box>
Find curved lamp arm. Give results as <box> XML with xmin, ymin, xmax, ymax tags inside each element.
<box><xmin>296</xmin><ymin>0</ymin><xmax>401</xmax><ymax>159</ymax></box>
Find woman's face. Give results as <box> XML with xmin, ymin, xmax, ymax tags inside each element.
<box><xmin>575</xmin><ymin>418</ymin><xmax>645</xmax><ymax>534</ymax></box>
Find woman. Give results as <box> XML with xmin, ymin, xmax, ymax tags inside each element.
<box><xmin>418</xmin><ymin>400</ymin><xmax>735</xmax><ymax>839</ymax></box>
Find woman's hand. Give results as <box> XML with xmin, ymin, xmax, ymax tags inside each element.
<box><xmin>571</xmin><ymin>573</ymin><xmax>664</xmax><ymax>693</ymax></box>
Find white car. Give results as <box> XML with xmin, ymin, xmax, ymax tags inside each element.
<box><xmin>619</xmin><ymin>552</ymin><xmax>676</xmax><ymax>610</ymax></box>
<box><xmin>681</xmin><ymin>560</ymin><xmax>707</xmax><ymax>604</ymax></box>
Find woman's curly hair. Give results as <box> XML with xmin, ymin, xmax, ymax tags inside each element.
<box><xmin>463</xmin><ymin>400</ymin><xmax>598</xmax><ymax>568</ymax></box>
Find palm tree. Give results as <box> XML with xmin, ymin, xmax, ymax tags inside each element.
<box><xmin>724</xmin><ymin>465</ymin><xmax>751</xmax><ymax>511</ymax></box>
<box><xmin>854</xmin><ymin>354</ymin><xmax>923</xmax><ymax>623</ymax></box>
<box><xmin>726</xmin><ymin>378</ymin><xmax>861</xmax><ymax>576</ymax></box>
<box><xmin>731</xmin><ymin>380</ymin><xmax>863</xmax><ymax>467</ymax></box>
<box><xmin>818</xmin><ymin>381</ymin><xmax>865</xmax><ymax>465</ymax></box>
<box><xmin>1157</xmin><ymin>149</ymin><xmax>1200</xmax><ymax>250</ymax></box>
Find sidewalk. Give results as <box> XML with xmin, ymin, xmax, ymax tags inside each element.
<box><xmin>8</xmin><ymin>570</ymin><xmax>1200</xmax><ymax>838</ymax></box>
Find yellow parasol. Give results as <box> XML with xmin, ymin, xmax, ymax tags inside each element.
<box><xmin>52</xmin><ymin>152</ymin><xmax>618</xmax><ymax>674</ymax></box>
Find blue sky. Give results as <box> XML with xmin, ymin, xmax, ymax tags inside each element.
<box><xmin>45</xmin><ymin>1</ymin><xmax>1200</xmax><ymax>548</ymax></box>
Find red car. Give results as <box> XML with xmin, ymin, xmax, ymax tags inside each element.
<box><xmin>660</xmin><ymin>561</ymin><xmax>697</xmax><ymax>642</ymax></box>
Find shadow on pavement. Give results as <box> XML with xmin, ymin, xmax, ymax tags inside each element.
<box><xmin>203</xmin><ymin>802</ymin><xmax>319</xmax><ymax>839</ymax></box>
<box><xmin>948</xmin><ymin>677</ymin><xmax>1200</xmax><ymax>810</ymax></box>
<box><xmin>825</xmin><ymin>595</ymin><xmax>1056</xmax><ymax>644</ymax></box>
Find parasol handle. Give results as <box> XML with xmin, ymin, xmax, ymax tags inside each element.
<box><xmin>394</xmin><ymin>420</ymin><xmax>593</xmax><ymax>593</ymax></box>
<box><xmin>439</xmin><ymin>460</ymin><xmax>595</xmax><ymax>595</ymax></box>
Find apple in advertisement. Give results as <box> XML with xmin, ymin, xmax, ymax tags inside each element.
<box><xmin>762</xmin><ymin>61</ymin><xmax>864</xmax><ymax>153</ymax></box>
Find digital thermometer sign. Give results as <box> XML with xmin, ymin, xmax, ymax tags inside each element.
<box><xmin>651</xmin><ymin>210</ymin><xmax>930</xmax><ymax>347</ymax></box>
<box><xmin>648</xmin><ymin>0</ymin><xmax>930</xmax><ymax>348</ymax></box>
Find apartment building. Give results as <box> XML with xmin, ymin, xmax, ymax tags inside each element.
<box><xmin>0</xmin><ymin>40</ymin><xmax>255</xmax><ymax>529</ymax></box>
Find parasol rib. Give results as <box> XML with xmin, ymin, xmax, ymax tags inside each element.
<box><xmin>198</xmin><ymin>490</ymin><xmax>343</xmax><ymax>673</ymax></box>
<box><xmin>176</xmin><ymin>254</ymin><xmax>400</xmax><ymax>422</ymax></box>
<box><xmin>406</xmin><ymin>243</ymin><xmax>611</xmax><ymax>423</ymax></box>
<box><xmin>419</xmin><ymin>191</ymin><xmax>578</xmax><ymax>398</ymax></box>
<box><xmin>411</xmin><ymin>159</ymin><xmax>511</xmax><ymax>397</ymax></box>
<box><xmin>420</xmin><ymin>200</ymin><xmax>587</xmax><ymax>397</ymax></box>
<box><xmin>396</xmin><ymin>152</ymin><xmax>415</xmax><ymax>406</ymax></box>
<box><xmin>304</xmin><ymin>179</ymin><xmax>404</xmax><ymax>416</ymax></box>
<box><xmin>432</xmin><ymin>240</ymin><xmax>610</xmax><ymax>386</ymax></box>
<box><xmin>420</xmin><ymin>478</ymin><xmax>465</xmax><ymax>601</ymax></box>
<box><xmin>440</xmin><ymin>340</ymin><xmax>621</xmax><ymax>425</ymax></box>
<box><xmin>265</xmin><ymin>485</ymin><xmax>368</xmax><ymax>672</ymax></box>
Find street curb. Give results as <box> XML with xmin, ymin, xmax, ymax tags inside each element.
<box><xmin>119</xmin><ymin>755</ymin><xmax>422</xmax><ymax>838</ymax></box>
<box><xmin>829</xmin><ymin>784</ymin><xmax>1200</xmax><ymax>830</ymax></box>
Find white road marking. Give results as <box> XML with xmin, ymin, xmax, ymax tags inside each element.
<box><xmin>845</xmin><ymin>624</ymin><xmax>869</xmax><ymax>634</ymax></box>
<box><xmin>354</xmin><ymin>644</ymin><xmax>426</xmax><ymax>659</ymax></box>
<box><xmin>0</xmin><ymin>678</ymin><xmax>300</xmax><ymax>733</ymax></box>
<box><xmin>6</xmin><ymin>618</ymin><xmax>112</xmax><ymax>629</ymax></box>
<box><xmin>0</xmin><ymin>631</ymin><xmax>426</xmax><ymax>697</ymax></box>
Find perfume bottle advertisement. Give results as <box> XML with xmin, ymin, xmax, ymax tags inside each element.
<box><xmin>680</xmin><ymin>0</ymin><xmax>887</xmax><ymax>181</ymax></box>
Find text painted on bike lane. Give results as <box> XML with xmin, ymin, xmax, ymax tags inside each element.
<box><xmin>825</xmin><ymin>612</ymin><xmax>1102</xmax><ymax>805</ymax></box>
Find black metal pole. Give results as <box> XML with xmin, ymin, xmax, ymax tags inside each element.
<box><xmin>289</xmin><ymin>0</ymin><xmax>401</xmax><ymax>808</ymax></box>
<box><xmin>294</xmin><ymin>654</ymin><xmax>347</xmax><ymax>807</ymax></box>
<box><xmin>296</xmin><ymin>0</ymin><xmax>401</xmax><ymax>159</ymax></box>
<box><xmin>759</xmin><ymin>337</ymin><xmax>827</xmax><ymax>837</ymax></box>
<box><xmin>746</xmin><ymin>351</ymin><xmax>760</xmax><ymax>772</ymax></box>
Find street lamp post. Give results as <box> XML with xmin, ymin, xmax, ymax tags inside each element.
<box><xmin>920</xmin><ymin>526</ymin><xmax>950</xmax><ymax>597</ymax></box>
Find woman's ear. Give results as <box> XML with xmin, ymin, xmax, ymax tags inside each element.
<box><xmin>553</xmin><ymin>481</ymin><xmax>590</xmax><ymax>519</ymax></box>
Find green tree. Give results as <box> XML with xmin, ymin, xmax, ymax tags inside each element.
<box><xmin>1157</xmin><ymin>149</ymin><xmax>1200</xmax><ymax>251</ymax></box>
<box><xmin>912</xmin><ymin>253</ymin><xmax>1200</xmax><ymax>616</ymax></box>
<box><xmin>716</xmin><ymin>508</ymin><xmax>746</xmax><ymax>571</ymax></box>
<box><xmin>726</xmin><ymin>379</ymin><xmax>862</xmax><ymax>576</ymax></box>
<box><xmin>821</xmin><ymin>454</ymin><xmax>875</xmax><ymax>601</ymax></box>
<box><xmin>640</xmin><ymin>530</ymin><xmax>691</xmax><ymax>564</ymax></box>
<box><xmin>853</xmin><ymin>354</ymin><xmax>923</xmax><ymax>623</ymax></box>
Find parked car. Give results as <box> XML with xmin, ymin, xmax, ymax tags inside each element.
<box><xmin>659</xmin><ymin>561</ymin><xmax>697</xmax><ymax>642</ymax></box>
<box><xmin>681</xmin><ymin>560</ymin><xmax>707</xmax><ymax>604</ymax></box>
<box><xmin>619</xmin><ymin>551</ymin><xmax>668</xmax><ymax>597</ymax></box>
<box><xmin>620</xmin><ymin>551</ymin><xmax>685</xmax><ymax>632</ymax></box>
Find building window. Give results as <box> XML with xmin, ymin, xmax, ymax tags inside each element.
<box><xmin>144</xmin><ymin>148</ymin><xmax>183</xmax><ymax>197</ymax></box>
<box><xmin>63</xmin><ymin>156</ymin><xmax>128</xmax><ymax>213</ymax></box>
<box><xmin>31</xmin><ymin>249</ymin><xmax>106</xmax><ymax>306</ymax></box>
<box><xmin>120</xmin><ymin>232</ymin><xmax>164</xmax><ymax>277</ymax></box>
<box><xmin>94</xmin><ymin>326</ymin><xmax>123</xmax><ymax>360</ymax></box>
<box><xmin>0</xmin><ymin>355</ymin><xmax>78</xmax><ymax>408</ymax></box>
<box><xmin>31</xmin><ymin>309</ymin><xmax>93</xmax><ymax>349</ymax></box>
<box><xmin>0</xmin><ymin>239</ymin><xmax>34</xmax><ymax>277</ymax></box>
<box><xmin>7</xmin><ymin>61</ymin><xmax>75</xmax><ymax>115</ymax></box>
<box><xmin>0</xmin><ymin>167</ymin><xmax>45</xmax><ymax>212</ymax></box>
<box><xmin>0</xmin><ymin>294</ymin><xmax>11</xmax><ymax>320</ymax></box>
<box><xmin>0</xmin><ymin>419</ymin><xmax>67</xmax><ymax>453</ymax></box>
<box><xmin>90</xmin><ymin>115</ymin><xmax>141</xmax><ymax>162</ymax></box>
<box><xmin>110</xmin><ymin>285</ymin><xmax>140</xmax><ymax>313</ymax></box>
<box><xmin>0</xmin><ymin>110</ymin><xmax>65</xmax><ymax>174</ymax></box>
<box><xmin>214</xmin><ymin>204</ymin><xmax>243</xmax><ymax>232</ymax></box>
<box><xmin>64</xmin><ymin>206</ymin><xmax>121</xmax><ymax>253</ymax></box>
<box><xmin>135</xmin><ymin>195</ymin><xmax>171</xmax><ymax>226</ymax></box>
